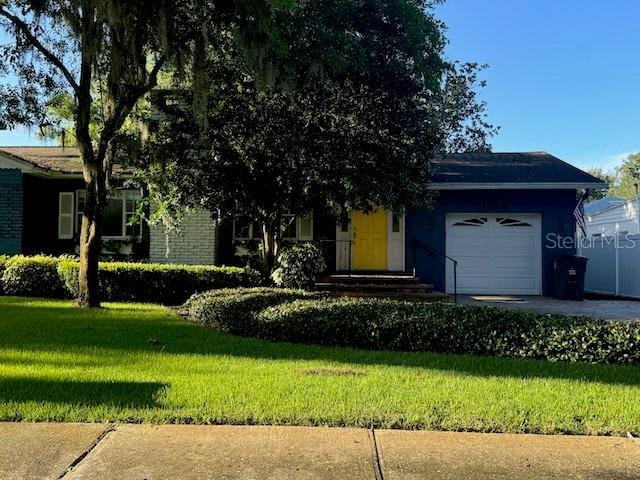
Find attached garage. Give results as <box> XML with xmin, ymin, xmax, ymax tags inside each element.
<box><xmin>445</xmin><ymin>213</ymin><xmax>542</xmax><ymax>295</ymax></box>
<box><xmin>405</xmin><ymin>153</ymin><xmax>607</xmax><ymax>297</ymax></box>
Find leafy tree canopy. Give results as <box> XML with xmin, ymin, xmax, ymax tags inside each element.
<box><xmin>612</xmin><ymin>152</ymin><xmax>640</xmax><ymax>199</ymax></box>
<box><xmin>585</xmin><ymin>167</ymin><xmax>616</xmax><ymax>201</ymax></box>
<box><xmin>586</xmin><ymin>153</ymin><xmax>640</xmax><ymax>200</ymax></box>
<box><xmin>0</xmin><ymin>0</ymin><xmax>293</xmax><ymax>305</ymax></box>
<box><xmin>138</xmin><ymin>0</ymin><xmax>497</xmax><ymax>266</ymax></box>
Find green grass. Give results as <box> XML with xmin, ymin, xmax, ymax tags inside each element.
<box><xmin>1</xmin><ymin>296</ymin><xmax>639</xmax><ymax>435</ymax></box>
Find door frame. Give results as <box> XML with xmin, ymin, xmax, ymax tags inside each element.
<box><xmin>335</xmin><ymin>209</ymin><xmax>405</xmax><ymax>272</ymax></box>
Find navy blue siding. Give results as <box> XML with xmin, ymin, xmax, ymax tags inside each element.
<box><xmin>22</xmin><ymin>175</ymin><xmax>84</xmax><ymax>255</ymax></box>
<box><xmin>0</xmin><ymin>169</ymin><xmax>22</xmax><ymax>254</ymax></box>
<box><xmin>406</xmin><ymin>189</ymin><xmax>577</xmax><ymax>296</ymax></box>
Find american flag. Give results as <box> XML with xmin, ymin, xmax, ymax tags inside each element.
<box><xmin>574</xmin><ymin>190</ymin><xmax>589</xmax><ymax>237</ymax></box>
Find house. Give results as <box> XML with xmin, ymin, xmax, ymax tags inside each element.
<box><xmin>580</xmin><ymin>197</ymin><xmax>640</xmax><ymax>299</ymax></box>
<box><xmin>584</xmin><ymin>196</ymin><xmax>639</xmax><ymax>237</ymax></box>
<box><xmin>0</xmin><ymin>147</ymin><xmax>604</xmax><ymax>296</ymax></box>
<box><xmin>0</xmin><ymin>147</ymin><xmax>147</xmax><ymax>258</ymax></box>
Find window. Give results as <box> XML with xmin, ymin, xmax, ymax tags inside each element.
<box><xmin>102</xmin><ymin>190</ymin><xmax>141</xmax><ymax>238</ymax></box>
<box><xmin>392</xmin><ymin>213</ymin><xmax>401</xmax><ymax>233</ymax></box>
<box><xmin>282</xmin><ymin>212</ymin><xmax>297</xmax><ymax>240</ymax></box>
<box><xmin>70</xmin><ymin>189</ymin><xmax>141</xmax><ymax>239</ymax></box>
<box><xmin>298</xmin><ymin>214</ymin><xmax>313</xmax><ymax>240</ymax></box>
<box><xmin>76</xmin><ymin>190</ymin><xmax>86</xmax><ymax>233</ymax></box>
<box><xmin>124</xmin><ymin>191</ymin><xmax>139</xmax><ymax>236</ymax></box>
<box><xmin>233</xmin><ymin>211</ymin><xmax>313</xmax><ymax>241</ymax></box>
<box><xmin>58</xmin><ymin>192</ymin><xmax>74</xmax><ymax>239</ymax></box>
<box><xmin>497</xmin><ymin>217</ymin><xmax>533</xmax><ymax>227</ymax></box>
<box><xmin>103</xmin><ymin>196</ymin><xmax>125</xmax><ymax>237</ymax></box>
<box><xmin>233</xmin><ymin>210</ymin><xmax>254</xmax><ymax>240</ymax></box>
<box><xmin>452</xmin><ymin>217</ymin><xmax>487</xmax><ymax>227</ymax></box>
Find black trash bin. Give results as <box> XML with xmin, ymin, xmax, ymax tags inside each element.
<box><xmin>554</xmin><ymin>255</ymin><xmax>588</xmax><ymax>301</ymax></box>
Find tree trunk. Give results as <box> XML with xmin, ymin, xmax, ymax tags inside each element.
<box><xmin>75</xmin><ymin>3</ymin><xmax>101</xmax><ymax>308</ymax></box>
<box><xmin>192</xmin><ymin>24</ymin><xmax>209</xmax><ymax>132</ymax></box>
<box><xmin>261</xmin><ymin>220</ymin><xmax>280</xmax><ymax>272</ymax></box>
<box><xmin>77</xmin><ymin>180</ymin><xmax>103</xmax><ymax>308</ymax></box>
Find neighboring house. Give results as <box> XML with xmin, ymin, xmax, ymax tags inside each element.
<box><xmin>584</xmin><ymin>196</ymin><xmax>639</xmax><ymax>237</ymax></box>
<box><xmin>581</xmin><ymin>197</ymin><xmax>640</xmax><ymax>299</ymax></box>
<box><xmin>0</xmin><ymin>147</ymin><xmax>146</xmax><ymax>257</ymax></box>
<box><xmin>0</xmin><ymin>148</ymin><xmax>604</xmax><ymax>296</ymax></box>
<box><xmin>0</xmin><ymin>146</ymin><xmax>218</xmax><ymax>264</ymax></box>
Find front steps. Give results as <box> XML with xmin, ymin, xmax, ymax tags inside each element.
<box><xmin>315</xmin><ymin>273</ymin><xmax>449</xmax><ymax>302</ymax></box>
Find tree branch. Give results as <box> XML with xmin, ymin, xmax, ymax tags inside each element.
<box><xmin>95</xmin><ymin>55</ymin><xmax>167</xmax><ymax>176</ymax></box>
<box><xmin>144</xmin><ymin>55</ymin><xmax>167</xmax><ymax>93</ymax></box>
<box><xmin>0</xmin><ymin>6</ymin><xmax>79</xmax><ymax>92</ymax></box>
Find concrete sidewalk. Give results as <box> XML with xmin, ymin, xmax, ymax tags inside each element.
<box><xmin>1</xmin><ymin>423</ymin><xmax>639</xmax><ymax>480</ymax></box>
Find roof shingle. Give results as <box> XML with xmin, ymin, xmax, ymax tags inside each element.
<box><xmin>0</xmin><ymin>146</ymin><xmax>125</xmax><ymax>175</ymax></box>
<box><xmin>431</xmin><ymin>152</ymin><xmax>606</xmax><ymax>187</ymax></box>
<box><xmin>1</xmin><ymin>147</ymin><xmax>604</xmax><ymax>188</ymax></box>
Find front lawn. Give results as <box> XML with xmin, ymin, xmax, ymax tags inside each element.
<box><xmin>0</xmin><ymin>296</ymin><xmax>639</xmax><ymax>435</ymax></box>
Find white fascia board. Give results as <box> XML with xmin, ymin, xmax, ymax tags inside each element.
<box><xmin>0</xmin><ymin>152</ymin><xmax>41</xmax><ymax>173</ymax></box>
<box><xmin>428</xmin><ymin>182</ymin><xmax>607</xmax><ymax>190</ymax></box>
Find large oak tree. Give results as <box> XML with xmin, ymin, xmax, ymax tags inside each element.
<box><xmin>0</xmin><ymin>0</ymin><xmax>284</xmax><ymax>306</ymax></box>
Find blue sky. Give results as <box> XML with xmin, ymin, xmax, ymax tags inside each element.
<box><xmin>1</xmin><ymin>0</ymin><xmax>639</xmax><ymax>171</ymax></box>
<box><xmin>436</xmin><ymin>0</ymin><xmax>640</xmax><ymax>170</ymax></box>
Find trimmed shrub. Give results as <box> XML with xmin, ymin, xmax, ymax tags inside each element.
<box><xmin>271</xmin><ymin>242</ymin><xmax>326</xmax><ymax>289</ymax></box>
<box><xmin>255</xmin><ymin>298</ymin><xmax>393</xmax><ymax>347</ymax></box>
<box><xmin>187</xmin><ymin>293</ymin><xmax>640</xmax><ymax>366</ymax></box>
<box><xmin>58</xmin><ymin>261</ymin><xmax>256</xmax><ymax>305</ymax></box>
<box><xmin>0</xmin><ymin>255</ymin><xmax>9</xmax><ymax>294</ymax></box>
<box><xmin>185</xmin><ymin>287</ymin><xmax>322</xmax><ymax>334</ymax></box>
<box><xmin>2</xmin><ymin>255</ymin><xmax>68</xmax><ymax>298</ymax></box>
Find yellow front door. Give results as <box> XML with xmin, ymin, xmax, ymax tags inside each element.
<box><xmin>352</xmin><ymin>209</ymin><xmax>388</xmax><ymax>270</ymax></box>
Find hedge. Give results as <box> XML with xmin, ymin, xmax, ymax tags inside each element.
<box><xmin>0</xmin><ymin>255</ymin><xmax>9</xmax><ymax>294</ymax></box>
<box><xmin>58</xmin><ymin>260</ymin><xmax>253</xmax><ymax>305</ymax></box>
<box><xmin>1</xmin><ymin>255</ymin><xmax>68</xmax><ymax>298</ymax></box>
<box><xmin>186</xmin><ymin>292</ymin><xmax>640</xmax><ymax>366</ymax></box>
<box><xmin>186</xmin><ymin>287</ymin><xmax>323</xmax><ymax>334</ymax></box>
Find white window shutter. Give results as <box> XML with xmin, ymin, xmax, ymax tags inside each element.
<box><xmin>58</xmin><ymin>192</ymin><xmax>74</xmax><ymax>239</ymax></box>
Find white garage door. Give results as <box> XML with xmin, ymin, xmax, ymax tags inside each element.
<box><xmin>446</xmin><ymin>213</ymin><xmax>542</xmax><ymax>295</ymax></box>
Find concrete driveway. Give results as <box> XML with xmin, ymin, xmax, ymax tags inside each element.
<box><xmin>459</xmin><ymin>295</ymin><xmax>640</xmax><ymax>321</ymax></box>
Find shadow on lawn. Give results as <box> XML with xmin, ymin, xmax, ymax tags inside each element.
<box><xmin>0</xmin><ymin>377</ymin><xmax>166</xmax><ymax>407</ymax></box>
<box><xmin>2</xmin><ymin>297</ymin><xmax>640</xmax><ymax>387</ymax></box>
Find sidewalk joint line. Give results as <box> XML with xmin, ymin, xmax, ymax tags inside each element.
<box><xmin>368</xmin><ymin>428</ymin><xmax>384</xmax><ymax>480</ymax></box>
<box><xmin>57</xmin><ymin>423</ymin><xmax>116</xmax><ymax>479</ymax></box>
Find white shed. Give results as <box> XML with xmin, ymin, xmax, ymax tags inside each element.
<box><xmin>585</xmin><ymin>196</ymin><xmax>640</xmax><ymax>236</ymax></box>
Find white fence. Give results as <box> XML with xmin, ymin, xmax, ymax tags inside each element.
<box><xmin>578</xmin><ymin>234</ymin><xmax>640</xmax><ymax>299</ymax></box>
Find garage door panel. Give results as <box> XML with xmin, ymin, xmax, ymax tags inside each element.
<box><xmin>493</xmin><ymin>236</ymin><xmax>537</xmax><ymax>249</ymax></box>
<box><xmin>493</xmin><ymin>277</ymin><xmax>539</xmax><ymax>292</ymax></box>
<box><xmin>493</xmin><ymin>255</ymin><xmax>537</xmax><ymax>269</ymax></box>
<box><xmin>446</xmin><ymin>213</ymin><xmax>541</xmax><ymax>295</ymax></box>
<box><xmin>448</xmin><ymin>235</ymin><xmax>493</xmax><ymax>249</ymax></box>
<box><xmin>451</xmin><ymin>255</ymin><xmax>491</xmax><ymax>269</ymax></box>
<box><xmin>454</xmin><ymin>275</ymin><xmax>492</xmax><ymax>292</ymax></box>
